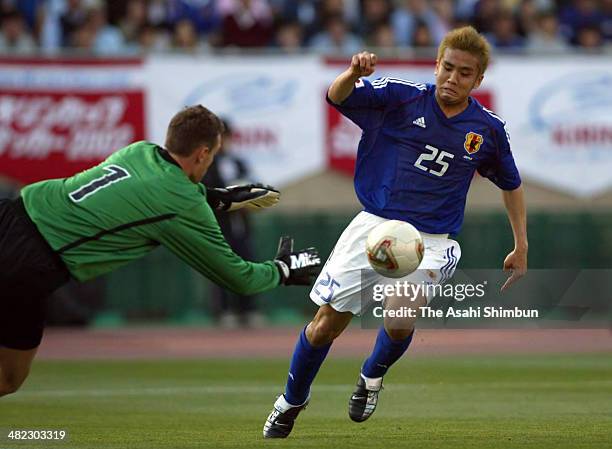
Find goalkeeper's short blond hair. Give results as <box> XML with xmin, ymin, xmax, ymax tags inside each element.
<box><xmin>437</xmin><ymin>26</ymin><xmax>491</xmax><ymax>76</ymax></box>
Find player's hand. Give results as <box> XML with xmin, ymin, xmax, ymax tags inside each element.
<box><xmin>350</xmin><ymin>51</ymin><xmax>377</xmax><ymax>77</ymax></box>
<box><xmin>206</xmin><ymin>183</ymin><xmax>280</xmax><ymax>212</ymax></box>
<box><xmin>274</xmin><ymin>236</ymin><xmax>321</xmax><ymax>286</ymax></box>
<box><xmin>501</xmin><ymin>248</ymin><xmax>527</xmax><ymax>292</ymax></box>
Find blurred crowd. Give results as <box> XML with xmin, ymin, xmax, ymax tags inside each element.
<box><xmin>0</xmin><ymin>0</ymin><xmax>611</xmax><ymax>55</ymax></box>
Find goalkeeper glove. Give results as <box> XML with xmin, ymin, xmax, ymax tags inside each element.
<box><xmin>206</xmin><ymin>183</ymin><xmax>280</xmax><ymax>212</ymax></box>
<box><xmin>274</xmin><ymin>236</ymin><xmax>321</xmax><ymax>286</ymax></box>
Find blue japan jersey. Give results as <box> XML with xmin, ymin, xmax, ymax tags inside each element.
<box><xmin>329</xmin><ymin>77</ymin><xmax>521</xmax><ymax>235</ymax></box>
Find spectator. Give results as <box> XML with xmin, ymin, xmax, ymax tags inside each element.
<box><xmin>318</xmin><ymin>0</ymin><xmax>359</xmax><ymax>27</ymax></box>
<box><xmin>167</xmin><ymin>0</ymin><xmax>221</xmax><ymax>38</ymax></box>
<box><xmin>392</xmin><ymin>0</ymin><xmax>448</xmax><ymax>47</ymax></box>
<box><xmin>309</xmin><ymin>13</ymin><xmax>363</xmax><ymax>54</ymax></box>
<box><xmin>269</xmin><ymin>0</ymin><xmax>316</xmax><ymax>33</ymax></box>
<box><xmin>172</xmin><ymin>18</ymin><xmax>207</xmax><ymax>51</ymax></box>
<box><xmin>358</xmin><ymin>0</ymin><xmax>393</xmax><ymax>38</ymax></box>
<box><xmin>0</xmin><ymin>9</ymin><xmax>36</xmax><ymax>54</ymax></box>
<box><xmin>135</xmin><ymin>23</ymin><xmax>170</xmax><ymax>53</ymax></box>
<box><xmin>119</xmin><ymin>0</ymin><xmax>148</xmax><ymax>46</ymax></box>
<box><xmin>218</xmin><ymin>0</ymin><xmax>274</xmax><ymax>47</ymax></box>
<box><xmin>432</xmin><ymin>0</ymin><xmax>455</xmax><ymax>30</ymax></box>
<box><xmin>69</xmin><ymin>20</ymin><xmax>95</xmax><ymax>52</ymax></box>
<box><xmin>367</xmin><ymin>21</ymin><xmax>396</xmax><ymax>48</ymax></box>
<box><xmin>5</xmin><ymin>0</ymin><xmax>610</xmax><ymax>54</ymax></box>
<box><xmin>515</xmin><ymin>0</ymin><xmax>539</xmax><ymax>38</ymax></box>
<box><xmin>12</xmin><ymin>0</ymin><xmax>45</xmax><ymax>41</ymax></box>
<box><xmin>600</xmin><ymin>0</ymin><xmax>612</xmax><ymax>42</ymax></box>
<box><xmin>487</xmin><ymin>9</ymin><xmax>525</xmax><ymax>49</ymax></box>
<box><xmin>115</xmin><ymin>0</ymin><xmax>173</xmax><ymax>53</ymax></box>
<box><xmin>412</xmin><ymin>19</ymin><xmax>434</xmax><ymax>48</ymax></box>
<box><xmin>455</xmin><ymin>0</ymin><xmax>480</xmax><ymax>22</ymax></box>
<box><xmin>86</xmin><ymin>3</ymin><xmax>127</xmax><ymax>55</ymax></box>
<box><xmin>470</xmin><ymin>0</ymin><xmax>498</xmax><ymax>34</ymax></box>
<box><xmin>274</xmin><ymin>19</ymin><xmax>304</xmax><ymax>52</ymax></box>
<box><xmin>527</xmin><ymin>10</ymin><xmax>568</xmax><ymax>52</ymax></box>
<box><xmin>451</xmin><ymin>18</ymin><xmax>473</xmax><ymax>30</ymax></box>
<box><xmin>575</xmin><ymin>24</ymin><xmax>604</xmax><ymax>49</ymax></box>
<box><xmin>60</xmin><ymin>0</ymin><xmax>88</xmax><ymax>47</ymax></box>
<box><xmin>147</xmin><ymin>0</ymin><xmax>169</xmax><ymax>28</ymax></box>
<box><xmin>559</xmin><ymin>0</ymin><xmax>601</xmax><ymax>43</ymax></box>
<box><xmin>309</xmin><ymin>0</ymin><xmax>359</xmax><ymax>40</ymax></box>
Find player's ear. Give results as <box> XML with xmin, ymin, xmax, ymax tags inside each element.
<box><xmin>196</xmin><ymin>145</ymin><xmax>209</xmax><ymax>163</ymax></box>
<box><xmin>434</xmin><ymin>59</ymin><xmax>439</xmax><ymax>76</ymax></box>
<box><xmin>473</xmin><ymin>73</ymin><xmax>484</xmax><ymax>90</ymax></box>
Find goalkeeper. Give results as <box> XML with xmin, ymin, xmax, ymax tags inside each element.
<box><xmin>0</xmin><ymin>105</ymin><xmax>321</xmax><ymax>397</ymax></box>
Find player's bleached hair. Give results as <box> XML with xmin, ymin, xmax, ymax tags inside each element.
<box><xmin>437</xmin><ymin>26</ymin><xmax>491</xmax><ymax>75</ymax></box>
<box><xmin>165</xmin><ymin>105</ymin><xmax>224</xmax><ymax>157</ymax></box>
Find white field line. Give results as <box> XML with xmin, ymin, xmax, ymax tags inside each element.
<box><xmin>17</xmin><ymin>385</ymin><xmax>347</xmax><ymax>397</ymax></box>
<box><xmin>16</xmin><ymin>380</ymin><xmax>612</xmax><ymax>398</ymax></box>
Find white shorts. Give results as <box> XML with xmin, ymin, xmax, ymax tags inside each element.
<box><xmin>309</xmin><ymin>211</ymin><xmax>461</xmax><ymax>315</ymax></box>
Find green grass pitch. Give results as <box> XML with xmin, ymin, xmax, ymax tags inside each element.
<box><xmin>2</xmin><ymin>354</ymin><xmax>611</xmax><ymax>449</ymax></box>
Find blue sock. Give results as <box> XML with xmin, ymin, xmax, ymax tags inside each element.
<box><xmin>284</xmin><ymin>326</ymin><xmax>332</xmax><ymax>406</ymax></box>
<box><xmin>361</xmin><ymin>327</ymin><xmax>414</xmax><ymax>378</ymax></box>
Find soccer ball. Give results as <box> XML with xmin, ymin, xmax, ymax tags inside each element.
<box><xmin>366</xmin><ymin>220</ymin><xmax>424</xmax><ymax>278</ymax></box>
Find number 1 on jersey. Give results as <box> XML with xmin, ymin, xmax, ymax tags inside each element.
<box><xmin>414</xmin><ymin>145</ymin><xmax>454</xmax><ymax>177</ymax></box>
<box><xmin>69</xmin><ymin>165</ymin><xmax>131</xmax><ymax>203</ymax></box>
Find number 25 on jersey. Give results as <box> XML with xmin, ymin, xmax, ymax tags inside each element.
<box><xmin>414</xmin><ymin>145</ymin><xmax>454</xmax><ymax>177</ymax></box>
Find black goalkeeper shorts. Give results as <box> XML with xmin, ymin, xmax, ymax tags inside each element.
<box><xmin>0</xmin><ymin>197</ymin><xmax>70</xmax><ymax>350</ymax></box>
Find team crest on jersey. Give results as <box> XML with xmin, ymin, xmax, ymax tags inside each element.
<box><xmin>464</xmin><ymin>132</ymin><xmax>484</xmax><ymax>154</ymax></box>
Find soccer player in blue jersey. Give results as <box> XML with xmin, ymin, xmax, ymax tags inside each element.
<box><xmin>263</xmin><ymin>26</ymin><xmax>528</xmax><ymax>438</ymax></box>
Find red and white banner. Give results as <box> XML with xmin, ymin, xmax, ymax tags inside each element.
<box><xmin>1</xmin><ymin>55</ymin><xmax>610</xmax><ymax>197</ymax></box>
<box><xmin>0</xmin><ymin>89</ymin><xmax>145</xmax><ymax>184</ymax></box>
<box><xmin>0</xmin><ymin>58</ymin><xmax>145</xmax><ymax>185</ymax></box>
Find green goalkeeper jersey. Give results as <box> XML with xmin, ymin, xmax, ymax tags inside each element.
<box><xmin>21</xmin><ymin>141</ymin><xmax>280</xmax><ymax>294</ymax></box>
